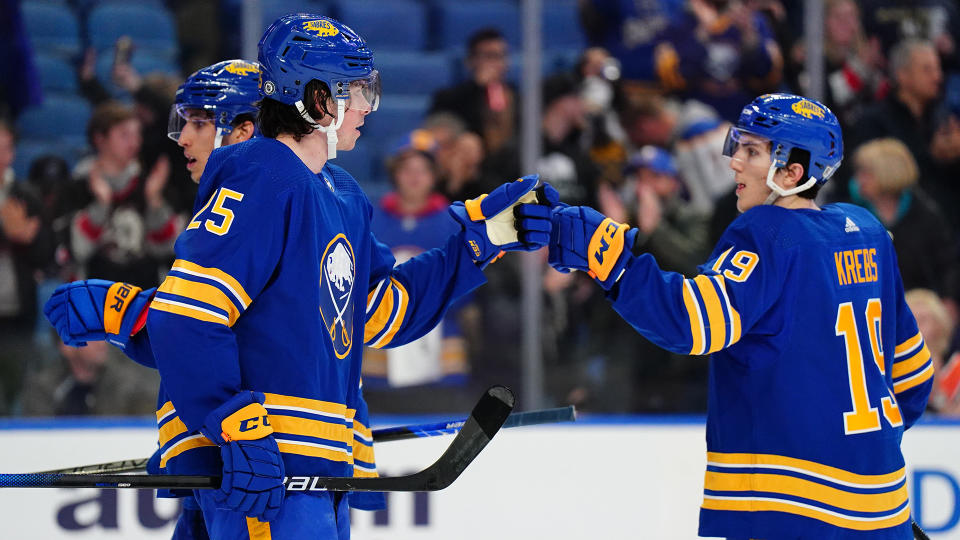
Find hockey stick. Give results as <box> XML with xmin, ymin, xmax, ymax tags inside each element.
<box><xmin>1</xmin><ymin>385</ymin><xmax>514</xmax><ymax>492</ymax></box>
<box><xmin>33</xmin><ymin>404</ymin><xmax>574</xmax><ymax>475</ymax></box>
<box><xmin>913</xmin><ymin>521</ymin><xmax>930</xmax><ymax>540</ymax></box>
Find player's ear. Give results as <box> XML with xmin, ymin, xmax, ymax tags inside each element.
<box><xmin>235</xmin><ymin>120</ymin><xmax>255</xmax><ymax>142</ymax></box>
<box><xmin>783</xmin><ymin>162</ymin><xmax>806</xmax><ymax>188</ymax></box>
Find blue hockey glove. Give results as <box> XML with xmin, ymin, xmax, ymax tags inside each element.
<box><xmin>200</xmin><ymin>391</ymin><xmax>284</xmax><ymax>522</ymax></box>
<box><xmin>43</xmin><ymin>279</ymin><xmax>155</xmax><ymax>350</ymax></box>
<box><xmin>449</xmin><ymin>174</ymin><xmax>557</xmax><ymax>267</ymax></box>
<box><xmin>549</xmin><ymin>205</ymin><xmax>639</xmax><ymax>290</ymax></box>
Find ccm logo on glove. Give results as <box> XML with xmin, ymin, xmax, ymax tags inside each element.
<box><xmin>588</xmin><ymin>218</ymin><xmax>630</xmax><ymax>281</ymax></box>
<box><xmin>221</xmin><ymin>403</ymin><xmax>274</xmax><ymax>442</ymax></box>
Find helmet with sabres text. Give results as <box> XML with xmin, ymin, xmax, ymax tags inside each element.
<box><xmin>167</xmin><ymin>59</ymin><xmax>261</xmax><ymax>146</ymax></box>
<box><xmin>722</xmin><ymin>93</ymin><xmax>843</xmax><ymax>188</ymax></box>
<box><xmin>257</xmin><ymin>14</ymin><xmax>380</xmax><ymax>112</ymax></box>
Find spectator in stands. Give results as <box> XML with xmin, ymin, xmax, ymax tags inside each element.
<box><xmin>429</xmin><ymin>28</ymin><xmax>520</xmax><ymax>186</ymax></box>
<box><xmin>600</xmin><ymin>146</ymin><xmax>711</xmax><ymax>277</ymax></box>
<box><xmin>848</xmin><ymin>138</ymin><xmax>958</xmax><ymax>305</ymax></box>
<box><xmin>0</xmin><ymin>0</ymin><xmax>42</xmax><ymax>118</ymax></box>
<box><xmin>654</xmin><ymin>0</ymin><xmax>784</xmax><ymax>121</ymax></box>
<box><xmin>539</xmin><ymin>73</ymin><xmax>599</xmax><ymax>208</ymax></box>
<box><xmin>861</xmin><ymin>0</ymin><xmax>960</xmax><ymax>69</ymax></box>
<box><xmin>420</xmin><ymin>113</ymin><xmax>490</xmax><ymax>202</ymax></box>
<box><xmin>788</xmin><ymin>0</ymin><xmax>886</xmax><ymax>129</ymax></box>
<box><xmin>362</xmin><ymin>139</ymin><xmax>478</xmax><ymax>413</ymax></box>
<box><xmin>0</xmin><ymin>117</ymin><xmax>13</xmax><ymax>191</ymax></box>
<box><xmin>851</xmin><ymin>39</ymin><xmax>960</xmax><ymax>214</ymax></box>
<box><xmin>579</xmin><ymin>0</ymin><xmax>670</xmax><ymax>85</ymax></box>
<box><xmin>70</xmin><ymin>102</ymin><xmax>179</xmax><ymax>287</ymax></box>
<box><xmin>20</xmin><ymin>335</ymin><xmax>158</xmax><ymax>416</ymax></box>
<box><xmin>905</xmin><ymin>288</ymin><xmax>960</xmax><ymax>416</ymax></box>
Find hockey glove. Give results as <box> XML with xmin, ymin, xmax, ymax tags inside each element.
<box><xmin>448</xmin><ymin>174</ymin><xmax>557</xmax><ymax>267</ymax></box>
<box><xmin>549</xmin><ymin>205</ymin><xmax>638</xmax><ymax>290</ymax></box>
<box><xmin>43</xmin><ymin>279</ymin><xmax>155</xmax><ymax>350</ymax></box>
<box><xmin>200</xmin><ymin>391</ymin><xmax>284</xmax><ymax>522</ymax></box>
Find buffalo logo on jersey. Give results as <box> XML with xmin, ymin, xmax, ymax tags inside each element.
<box><xmin>320</xmin><ymin>234</ymin><xmax>356</xmax><ymax>359</ymax></box>
<box><xmin>303</xmin><ymin>19</ymin><xmax>340</xmax><ymax>37</ymax></box>
<box><xmin>791</xmin><ymin>99</ymin><xmax>826</xmax><ymax>120</ymax></box>
<box><xmin>224</xmin><ymin>60</ymin><xmax>259</xmax><ymax>77</ymax></box>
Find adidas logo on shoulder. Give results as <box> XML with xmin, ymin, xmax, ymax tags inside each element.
<box><xmin>844</xmin><ymin>216</ymin><xmax>860</xmax><ymax>233</ymax></box>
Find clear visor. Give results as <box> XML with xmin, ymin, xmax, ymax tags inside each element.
<box><xmin>167</xmin><ymin>105</ymin><xmax>216</xmax><ymax>142</ymax></box>
<box><xmin>721</xmin><ymin>126</ymin><xmax>771</xmax><ymax>161</ymax></box>
<box><xmin>342</xmin><ymin>70</ymin><xmax>380</xmax><ymax>113</ymax></box>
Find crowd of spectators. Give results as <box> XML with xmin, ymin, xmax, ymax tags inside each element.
<box><xmin>1</xmin><ymin>0</ymin><xmax>960</xmax><ymax>418</ymax></box>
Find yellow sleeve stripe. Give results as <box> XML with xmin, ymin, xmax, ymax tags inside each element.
<box><xmin>364</xmin><ymin>279</ymin><xmax>395</xmax><ymax>343</ymax></box>
<box><xmin>158</xmin><ymin>416</ymin><xmax>189</xmax><ymax>446</ymax></box>
<box><xmin>706</xmin><ymin>452</ymin><xmax>906</xmax><ymax>486</ymax></box>
<box><xmin>366</xmin><ymin>279</ymin><xmax>387</xmax><ymax>315</ymax></box>
<box><xmin>682</xmin><ymin>279</ymin><xmax>706</xmax><ymax>355</ymax></box>
<box><xmin>158</xmin><ymin>276</ymin><xmax>241</xmax><ymax>326</ymax></box>
<box><xmin>704</xmin><ymin>471</ymin><xmax>908</xmax><ymax>513</ymax></box>
<box><xmin>159</xmin><ymin>434</ymin><xmax>215</xmax><ymax>468</ymax></box>
<box><xmin>367</xmin><ymin>278</ymin><xmax>409</xmax><ymax>349</ymax></box>
<box><xmin>263</xmin><ymin>393</ymin><xmax>348</xmax><ymax>419</ymax></box>
<box><xmin>171</xmin><ymin>259</ymin><xmax>251</xmax><ymax>308</ymax></box>
<box><xmin>156</xmin><ymin>401</ymin><xmax>176</xmax><ymax>422</ymax></box>
<box><xmin>245</xmin><ymin>517</ymin><xmax>271</xmax><ymax>540</ymax></box>
<box><xmin>894</xmin><ymin>332</ymin><xmax>923</xmax><ymax>358</ymax></box>
<box><xmin>892</xmin><ymin>345</ymin><xmax>931</xmax><ymax>379</ymax></box>
<box><xmin>701</xmin><ymin>496</ymin><xmax>910</xmax><ymax>531</ymax></box>
<box><xmin>353</xmin><ymin>421</ymin><xmax>373</xmax><ymax>442</ymax></box>
<box><xmin>353</xmin><ymin>442</ymin><xmax>375</xmax><ymax>463</ymax></box>
<box><xmin>464</xmin><ymin>194</ymin><xmax>488</xmax><ymax>221</ymax></box>
<box><xmin>711</xmin><ymin>247</ymin><xmax>733</xmax><ymax>273</ymax></box>
<box><xmin>694</xmin><ymin>275</ymin><xmax>727</xmax><ymax>354</ymax></box>
<box><xmin>353</xmin><ymin>467</ymin><xmax>378</xmax><ymax>478</ymax></box>
<box><xmin>150</xmin><ymin>297</ymin><xmax>230</xmax><ymax>325</ymax></box>
<box><xmin>714</xmin><ymin>275</ymin><xmax>742</xmax><ymax>347</ymax></box>
<box><xmin>893</xmin><ymin>363</ymin><xmax>934</xmax><ymax>394</ymax></box>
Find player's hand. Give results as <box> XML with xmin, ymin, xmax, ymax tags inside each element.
<box><xmin>44</xmin><ymin>279</ymin><xmax>155</xmax><ymax>349</ymax></box>
<box><xmin>201</xmin><ymin>391</ymin><xmax>284</xmax><ymax>522</ymax></box>
<box><xmin>548</xmin><ymin>205</ymin><xmax>638</xmax><ymax>290</ymax></box>
<box><xmin>448</xmin><ymin>174</ymin><xmax>557</xmax><ymax>267</ymax></box>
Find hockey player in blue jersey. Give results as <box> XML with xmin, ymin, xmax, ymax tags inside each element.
<box><xmin>44</xmin><ymin>14</ymin><xmax>553</xmax><ymax>540</ymax></box>
<box><xmin>540</xmin><ymin>93</ymin><xmax>933</xmax><ymax>539</ymax></box>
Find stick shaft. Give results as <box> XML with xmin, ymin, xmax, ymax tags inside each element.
<box><xmin>373</xmin><ymin>405</ymin><xmax>575</xmax><ymax>442</ymax></box>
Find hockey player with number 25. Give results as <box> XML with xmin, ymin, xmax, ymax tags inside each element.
<box><xmin>537</xmin><ymin>93</ymin><xmax>933</xmax><ymax>539</ymax></box>
<box><xmin>46</xmin><ymin>13</ymin><xmax>555</xmax><ymax>540</ymax></box>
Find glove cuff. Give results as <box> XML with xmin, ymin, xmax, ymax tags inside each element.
<box><xmin>201</xmin><ymin>391</ymin><xmax>273</xmax><ymax>445</ymax></box>
<box><xmin>103</xmin><ymin>283</ymin><xmax>156</xmax><ymax>349</ymax></box>
<box><xmin>593</xmin><ymin>227</ymin><xmax>638</xmax><ymax>290</ymax></box>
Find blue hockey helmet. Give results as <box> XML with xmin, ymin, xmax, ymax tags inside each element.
<box><xmin>722</xmin><ymin>93</ymin><xmax>843</xmax><ymax>197</ymax></box>
<box><xmin>167</xmin><ymin>59</ymin><xmax>261</xmax><ymax>148</ymax></box>
<box><xmin>257</xmin><ymin>14</ymin><xmax>380</xmax><ymax>157</ymax></box>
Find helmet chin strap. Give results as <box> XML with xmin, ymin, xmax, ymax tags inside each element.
<box><xmin>295</xmin><ymin>99</ymin><xmax>345</xmax><ymax>159</ymax></box>
<box><xmin>762</xmin><ymin>162</ymin><xmax>818</xmax><ymax>205</ymax></box>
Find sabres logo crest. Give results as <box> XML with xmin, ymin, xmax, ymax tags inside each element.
<box><xmin>319</xmin><ymin>234</ymin><xmax>356</xmax><ymax>359</ymax></box>
<box><xmin>224</xmin><ymin>60</ymin><xmax>259</xmax><ymax>77</ymax></box>
<box><xmin>791</xmin><ymin>99</ymin><xmax>825</xmax><ymax>120</ymax></box>
<box><xmin>302</xmin><ymin>20</ymin><xmax>340</xmax><ymax>37</ymax></box>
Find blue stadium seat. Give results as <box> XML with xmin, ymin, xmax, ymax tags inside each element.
<box><xmin>363</xmin><ymin>96</ymin><xmax>429</xmax><ymax>150</ymax></box>
<box><xmin>335</xmin><ymin>0</ymin><xmax>427</xmax><ymax>51</ymax></box>
<box><xmin>328</xmin><ymin>139</ymin><xmax>376</xmax><ymax>186</ymax></box>
<box><xmin>542</xmin><ymin>0</ymin><xmax>586</xmax><ymax>50</ymax></box>
<box><xmin>16</xmin><ymin>95</ymin><xmax>92</xmax><ymax>140</ymax></box>
<box><xmin>11</xmin><ymin>139</ymin><xmax>52</xmax><ymax>180</ymax></box>
<box><xmin>375</xmin><ymin>52</ymin><xmax>454</xmax><ymax>97</ymax></box>
<box><xmin>431</xmin><ymin>1</ymin><xmax>520</xmax><ymax>51</ymax></box>
<box><xmin>87</xmin><ymin>4</ymin><xmax>178</xmax><ymax>61</ymax></box>
<box><xmin>260</xmin><ymin>0</ymin><xmax>331</xmax><ymax>30</ymax></box>
<box><xmin>94</xmin><ymin>51</ymin><xmax>180</xmax><ymax>99</ymax></box>
<box><xmin>21</xmin><ymin>2</ymin><xmax>82</xmax><ymax>59</ymax></box>
<box><xmin>34</xmin><ymin>54</ymin><xmax>78</xmax><ymax>95</ymax></box>
<box><xmin>505</xmin><ymin>51</ymin><xmax>574</xmax><ymax>85</ymax></box>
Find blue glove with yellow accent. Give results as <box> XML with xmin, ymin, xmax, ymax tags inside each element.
<box><xmin>449</xmin><ymin>174</ymin><xmax>557</xmax><ymax>267</ymax></box>
<box><xmin>43</xmin><ymin>279</ymin><xmax>155</xmax><ymax>350</ymax></box>
<box><xmin>200</xmin><ymin>391</ymin><xmax>284</xmax><ymax>522</ymax></box>
<box><xmin>549</xmin><ymin>205</ymin><xmax>639</xmax><ymax>290</ymax></box>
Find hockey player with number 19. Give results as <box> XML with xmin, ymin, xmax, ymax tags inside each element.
<box><xmin>540</xmin><ymin>94</ymin><xmax>932</xmax><ymax>539</ymax></box>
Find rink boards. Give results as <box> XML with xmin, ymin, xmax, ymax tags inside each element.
<box><xmin>0</xmin><ymin>416</ymin><xmax>957</xmax><ymax>539</ymax></box>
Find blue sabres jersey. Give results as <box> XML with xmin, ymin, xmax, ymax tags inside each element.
<box><xmin>611</xmin><ymin>203</ymin><xmax>932</xmax><ymax>539</ymax></box>
<box><xmin>145</xmin><ymin>138</ymin><xmax>485</xmax><ymax>481</ymax></box>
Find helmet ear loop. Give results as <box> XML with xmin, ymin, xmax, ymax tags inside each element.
<box><xmin>763</xmin><ymin>161</ymin><xmax>818</xmax><ymax>205</ymax></box>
